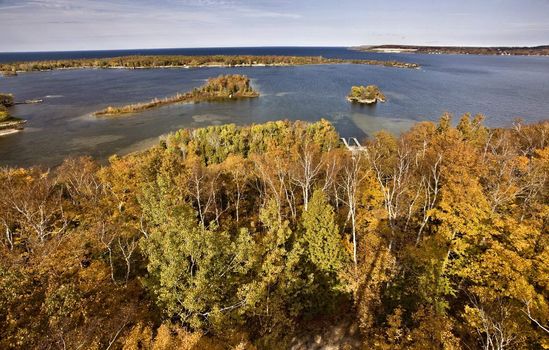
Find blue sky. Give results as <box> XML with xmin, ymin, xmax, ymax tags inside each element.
<box><xmin>1</xmin><ymin>0</ymin><xmax>548</xmax><ymax>52</ymax></box>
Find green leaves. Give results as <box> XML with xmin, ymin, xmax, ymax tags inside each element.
<box><xmin>302</xmin><ymin>190</ymin><xmax>347</xmax><ymax>274</ymax></box>
<box><xmin>140</xmin><ymin>180</ymin><xmax>255</xmax><ymax>329</ymax></box>
<box><xmin>143</xmin><ymin>225</ymin><xmax>224</xmax><ymax>325</ymax></box>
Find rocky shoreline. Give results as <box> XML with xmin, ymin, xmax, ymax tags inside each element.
<box><xmin>346</xmin><ymin>96</ymin><xmax>385</xmax><ymax>104</ymax></box>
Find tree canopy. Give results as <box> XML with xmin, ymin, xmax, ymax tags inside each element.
<box><xmin>0</xmin><ymin>117</ymin><xmax>547</xmax><ymax>349</ymax></box>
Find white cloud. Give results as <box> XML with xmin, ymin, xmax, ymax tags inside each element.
<box><xmin>236</xmin><ymin>8</ymin><xmax>301</xmax><ymax>19</ymax></box>
<box><xmin>0</xmin><ymin>0</ymin><xmax>547</xmax><ymax>51</ymax></box>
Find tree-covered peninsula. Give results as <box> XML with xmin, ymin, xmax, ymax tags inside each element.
<box><xmin>0</xmin><ymin>54</ymin><xmax>419</xmax><ymax>75</ymax></box>
<box><xmin>347</xmin><ymin>85</ymin><xmax>386</xmax><ymax>104</ymax></box>
<box><xmin>95</xmin><ymin>74</ymin><xmax>258</xmax><ymax>116</ymax></box>
<box><xmin>0</xmin><ymin>116</ymin><xmax>547</xmax><ymax>349</ymax></box>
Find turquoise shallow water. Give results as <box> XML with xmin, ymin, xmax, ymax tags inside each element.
<box><xmin>0</xmin><ymin>47</ymin><xmax>548</xmax><ymax>167</ymax></box>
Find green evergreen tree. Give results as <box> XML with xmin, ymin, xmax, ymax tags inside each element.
<box><xmin>240</xmin><ymin>200</ymin><xmax>309</xmax><ymax>345</ymax></box>
<box><xmin>139</xmin><ymin>177</ymin><xmax>254</xmax><ymax>329</ymax></box>
<box><xmin>302</xmin><ymin>189</ymin><xmax>347</xmax><ymax>274</ymax></box>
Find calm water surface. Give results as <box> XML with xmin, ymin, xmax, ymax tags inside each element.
<box><xmin>0</xmin><ymin>47</ymin><xmax>548</xmax><ymax>167</ymax></box>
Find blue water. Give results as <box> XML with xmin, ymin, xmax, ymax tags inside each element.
<box><xmin>0</xmin><ymin>47</ymin><xmax>548</xmax><ymax>167</ymax></box>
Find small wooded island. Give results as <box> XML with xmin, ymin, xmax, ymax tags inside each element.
<box><xmin>347</xmin><ymin>85</ymin><xmax>386</xmax><ymax>104</ymax></box>
<box><xmin>0</xmin><ymin>93</ymin><xmax>26</xmax><ymax>136</ymax></box>
<box><xmin>95</xmin><ymin>74</ymin><xmax>258</xmax><ymax>116</ymax></box>
<box><xmin>0</xmin><ymin>54</ymin><xmax>419</xmax><ymax>75</ymax></box>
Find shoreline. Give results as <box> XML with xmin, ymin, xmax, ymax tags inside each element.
<box><xmin>347</xmin><ymin>97</ymin><xmax>379</xmax><ymax>104</ymax></box>
<box><xmin>0</xmin><ymin>55</ymin><xmax>420</xmax><ymax>76</ymax></box>
<box><xmin>0</xmin><ymin>128</ymin><xmax>22</xmax><ymax>137</ymax></box>
<box><xmin>0</xmin><ymin>119</ymin><xmax>26</xmax><ymax>136</ymax></box>
<box><xmin>11</xmin><ymin>63</ymin><xmax>300</xmax><ymax>74</ymax></box>
<box><xmin>7</xmin><ymin>61</ymin><xmax>420</xmax><ymax>75</ymax></box>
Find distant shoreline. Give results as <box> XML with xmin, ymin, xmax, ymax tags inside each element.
<box><xmin>0</xmin><ymin>55</ymin><xmax>419</xmax><ymax>76</ymax></box>
<box><xmin>351</xmin><ymin>45</ymin><xmax>549</xmax><ymax>56</ymax></box>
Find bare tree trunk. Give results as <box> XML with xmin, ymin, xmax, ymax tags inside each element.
<box><xmin>118</xmin><ymin>237</ymin><xmax>137</xmax><ymax>283</ymax></box>
<box><xmin>235</xmin><ymin>182</ymin><xmax>241</xmax><ymax>223</ymax></box>
<box><xmin>100</xmin><ymin>222</ymin><xmax>116</xmax><ymax>283</ymax></box>
<box><xmin>340</xmin><ymin>152</ymin><xmax>365</xmax><ymax>267</ymax></box>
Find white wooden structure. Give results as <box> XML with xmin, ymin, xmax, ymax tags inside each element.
<box><xmin>341</xmin><ymin>137</ymin><xmax>367</xmax><ymax>152</ymax></box>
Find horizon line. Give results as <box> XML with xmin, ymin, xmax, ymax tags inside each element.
<box><xmin>2</xmin><ymin>43</ymin><xmax>549</xmax><ymax>54</ymax></box>
<box><xmin>0</xmin><ymin>45</ymin><xmax>347</xmax><ymax>54</ymax></box>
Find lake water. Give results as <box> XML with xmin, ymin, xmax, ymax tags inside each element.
<box><xmin>1</xmin><ymin>47</ymin><xmax>548</xmax><ymax>167</ymax></box>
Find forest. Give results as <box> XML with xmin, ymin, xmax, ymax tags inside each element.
<box><xmin>0</xmin><ymin>55</ymin><xmax>419</xmax><ymax>75</ymax></box>
<box><xmin>0</xmin><ymin>116</ymin><xmax>547</xmax><ymax>349</ymax></box>
<box><xmin>95</xmin><ymin>75</ymin><xmax>258</xmax><ymax>116</ymax></box>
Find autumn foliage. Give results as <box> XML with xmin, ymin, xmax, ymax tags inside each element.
<box><xmin>0</xmin><ymin>116</ymin><xmax>547</xmax><ymax>349</ymax></box>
